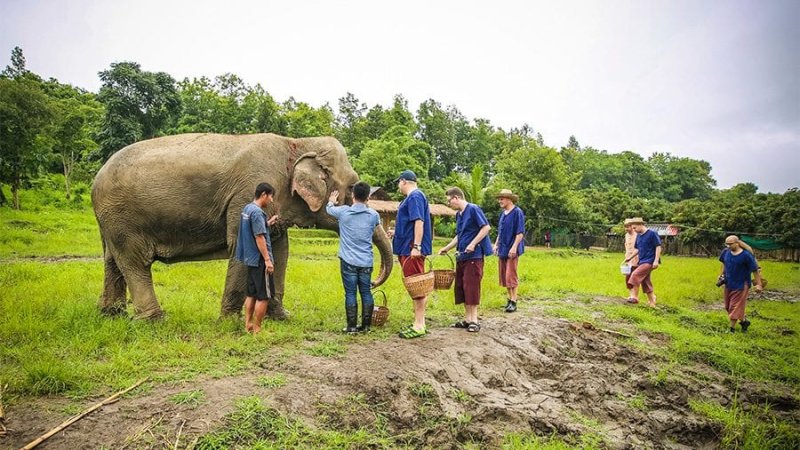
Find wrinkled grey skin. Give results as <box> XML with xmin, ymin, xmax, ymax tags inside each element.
<box><xmin>92</xmin><ymin>133</ymin><xmax>393</xmax><ymax>320</ymax></box>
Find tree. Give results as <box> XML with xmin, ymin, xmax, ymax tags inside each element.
<box><xmin>282</xmin><ymin>98</ymin><xmax>334</xmax><ymax>138</ymax></box>
<box><xmin>334</xmin><ymin>92</ymin><xmax>367</xmax><ymax>156</ymax></box>
<box><xmin>96</xmin><ymin>62</ymin><xmax>181</xmax><ymax>160</ymax></box>
<box><xmin>445</xmin><ymin>165</ymin><xmax>486</xmax><ymax>204</ymax></box>
<box><xmin>649</xmin><ymin>152</ymin><xmax>716</xmax><ymax>202</ymax></box>
<box><xmin>0</xmin><ymin>77</ymin><xmax>54</xmax><ymax>208</ymax></box>
<box><xmin>2</xmin><ymin>46</ymin><xmax>28</xmax><ymax>79</ymax></box>
<box><xmin>353</xmin><ymin>125</ymin><xmax>430</xmax><ymax>196</ymax></box>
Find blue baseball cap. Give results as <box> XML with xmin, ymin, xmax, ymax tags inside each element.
<box><xmin>394</xmin><ymin>170</ymin><xmax>417</xmax><ymax>183</ymax></box>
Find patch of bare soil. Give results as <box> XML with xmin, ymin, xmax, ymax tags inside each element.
<box><xmin>3</xmin><ymin>313</ymin><xmax>798</xmax><ymax>450</ymax></box>
<box><xmin>697</xmin><ymin>289</ymin><xmax>799</xmax><ymax>312</ymax></box>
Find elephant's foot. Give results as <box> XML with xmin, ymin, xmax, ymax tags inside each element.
<box><xmin>99</xmin><ymin>303</ymin><xmax>127</xmax><ymax>317</ymax></box>
<box><xmin>133</xmin><ymin>306</ymin><xmax>164</xmax><ymax>320</ymax></box>
<box><xmin>267</xmin><ymin>297</ymin><xmax>290</xmax><ymax>320</ymax></box>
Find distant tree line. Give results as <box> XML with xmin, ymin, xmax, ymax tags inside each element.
<box><xmin>1</xmin><ymin>47</ymin><xmax>797</xmax><ymax>248</ymax></box>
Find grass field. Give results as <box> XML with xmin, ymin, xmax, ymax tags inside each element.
<box><xmin>1</xmin><ymin>189</ymin><xmax>799</xmax><ymax>448</ymax></box>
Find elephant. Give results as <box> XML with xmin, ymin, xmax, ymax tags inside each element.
<box><xmin>91</xmin><ymin>133</ymin><xmax>393</xmax><ymax>320</ymax></box>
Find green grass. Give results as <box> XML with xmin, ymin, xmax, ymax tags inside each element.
<box><xmin>1</xmin><ymin>188</ymin><xmax>799</xmax><ymax>447</ymax></box>
<box><xmin>169</xmin><ymin>389</ymin><xmax>205</xmax><ymax>407</ymax></box>
<box><xmin>690</xmin><ymin>397</ymin><xmax>800</xmax><ymax>449</ymax></box>
<box><xmin>256</xmin><ymin>374</ymin><xmax>287</xmax><ymax>389</ymax></box>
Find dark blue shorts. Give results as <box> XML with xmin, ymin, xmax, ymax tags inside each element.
<box><xmin>247</xmin><ymin>260</ymin><xmax>275</xmax><ymax>301</ymax></box>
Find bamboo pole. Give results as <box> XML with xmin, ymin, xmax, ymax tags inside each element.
<box><xmin>20</xmin><ymin>378</ymin><xmax>148</xmax><ymax>450</ymax></box>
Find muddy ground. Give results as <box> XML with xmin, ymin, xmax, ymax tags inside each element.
<box><xmin>3</xmin><ymin>300</ymin><xmax>798</xmax><ymax>450</ymax></box>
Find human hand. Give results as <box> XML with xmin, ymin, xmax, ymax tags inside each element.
<box><xmin>268</xmin><ymin>215</ymin><xmax>279</xmax><ymax>226</ymax></box>
<box><xmin>508</xmin><ymin>249</ymin><xmax>517</xmax><ymax>259</ymax></box>
<box><xmin>266</xmin><ymin>260</ymin><xmax>274</xmax><ymax>274</ymax></box>
<box><xmin>410</xmin><ymin>247</ymin><xmax>421</xmax><ymax>257</ymax></box>
<box><xmin>755</xmin><ymin>283</ymin><xmax>763</xmax><ymax>293</ymax></box>
<box><xmin>493</xmin><ymin>244</ymin><xmax>498</xmax><ymax>254</ymax></box>
<box><xmin>386</xmin><ymin>228</ymin><xmax>395</xmax><ymax>239</ymax></box>
<box><xmin>652</xmin><ymin>262</ymin><xmax>659</xmax><ymax>269</ymax></box>
<box><xmin>465</xmin><ymin>243</ymin><xmax>476</xmax><ymax>253</ymax></box>
<box><xmin>329</xmin><ymin>190</ymin><xmax>339</xmax><ymax>204</ymax></box>
<box><xmin>438</xmin><ymin>248</ymin><xmax>449</xmax><ymax>255</ymax></box>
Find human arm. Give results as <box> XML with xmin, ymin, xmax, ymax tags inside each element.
<box><xmin>652</xmin><ymin>245</ymin><xmax>662</xmax><ymax>268</ymax></box>
<box><xmin>255</xmin><ymin>234</ymin><xmax>274</xmax><ymax>273</ymax></box>
<box><xmin>623</xmin><ymin>249</ymin><xmax>639</xmax><ymax>264</ymax></box>
<box><xmin>411</xmin><ymin>220</ymin><xmax>423</xmax><ymax>257</ymax></box>
<box><xmin>439</xmin><ymin>236</ymin><xmax>458</xmax><ymax>255</ymax></box>
<box><xmin>508</xmin><ymin>233</ymin><xmax>524</xmax><ymax>258</ymax></box>
<box><xmin>466</xmin><ymin>224</ymin><xmax>491</xmax><ymax>253</ymax></box>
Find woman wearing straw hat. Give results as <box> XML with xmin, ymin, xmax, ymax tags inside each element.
<box><xmin>623</xmin><ymin>217</ymin><xmax>660</xmax><ymax>307</ymax></box>
<box><xmin>493</xmin><ymin>189</ymin><xmax>525</xmax><ymax>313</ymax></box>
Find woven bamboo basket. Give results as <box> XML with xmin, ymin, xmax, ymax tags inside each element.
<box><xmin>433</xmin><ymin>253</ymin><xmax>456</xmax><ymax>290</ymax></box>
<box><xmin>371</xmin><ymin>290</ymin><xmax>390</xmax><ymax>327</ymax></box>
<box><xmin>401</xmin><ymin>257</ymin><xmax>434</xmax><ymax>298</ymax></box>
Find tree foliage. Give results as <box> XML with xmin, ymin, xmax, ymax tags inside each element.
<box><xmin>96</xmin><ymin>62</ymin><xmax>181</xmax><ymax>159</ymax></box>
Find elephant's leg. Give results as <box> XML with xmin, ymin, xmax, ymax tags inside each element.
<box><xmin>221</xmin><ymin>258</ymin><xmax>248</xmax><ymax>316</ymax></box>
<box><xmin>268</xmin><ymin>231</ymin><xmax>290</xmax><ymax>320</ymax></box>
<box><xmin>113</xmin><ymin>251</ymin><xmax>163</xmax><ymax>320</ymax></box>
<box><xmin>98</xmin><ymin>248</ymin><xmax>127</xmax><ymax>316</ymax></box>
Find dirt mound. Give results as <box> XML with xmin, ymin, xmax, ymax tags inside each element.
<box><xmin>3</xmin><ymin>313</ymin><xmax>797</xmax><ymax>449</ymax></box>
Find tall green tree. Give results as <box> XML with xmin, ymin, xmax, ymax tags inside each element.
<box><xmin>353</xmin><ymin>125</ymin><xmax>430</xmax><ymax>196</ymax></box>
<box><xmin>649</xmin><ymin>152</ymin><xmax>716</xmax><ymax>202</ymax></box>
<box><xmin>96</xmin><ymin>62</ymin><xmax>181</xmax><ymax>160</ymax></box>
<box><xmin>0</xmin><ymin>77</ymin><xmax>54</xmax><ymax>208</ymax></box>
<box><xmin>282</xmin><ymin>98</ymin><xmax>334</xmax><ymax>138</ymax></box>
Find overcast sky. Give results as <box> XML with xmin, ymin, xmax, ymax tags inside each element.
<box><xmin>2</xmin><ymin>0</ymin><xmax>798</xmax><ymax>192</ymax></box>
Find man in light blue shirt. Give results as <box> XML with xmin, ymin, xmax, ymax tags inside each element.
<box><xmin>326</xmin><ymin>181</ymin><xmax>380</xmax><ymax>333</ymax></box>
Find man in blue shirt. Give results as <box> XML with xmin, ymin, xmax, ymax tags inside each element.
<box><xmin>624</xmin><ymin>217</ymin><xmax>661</xmax><ymax>307</ymax></box>
<box><xmin>326</xmin><ymin>181</ymin><xmax>381</xmax><ymax>333</ymax></box>
<box><xmin>235</xmin><ymin>182</ymin><xmax>278</xmax><ymax>334</ymax></box>
<box><xmin>438</xmin><ymin>187</ymin><xmax>492</xmax><ymax>332</ymax></box>
<box><xmin>391</xmin><ymin>170</ymin><xmax>433</xmax><ymax>338</ymax></box>
<box><xmin>719</xmin><ymin>235</ymin><xmax>763</xmax><ymax>333</ymax></box>
<box><xmin>493</xmin><ymin>189</ymin><xmax>525</xmax><ymax>313</ymax></box>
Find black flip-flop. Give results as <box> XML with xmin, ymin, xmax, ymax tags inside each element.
<box><xmin>451</xmin><ymin>320</ymin><xmax>469</xmax><ymax>328</ymax></box>
<box><xmin>466</xmin><ymin>322</ymin><xmax>481</xmax><ymax>333</ymax></box>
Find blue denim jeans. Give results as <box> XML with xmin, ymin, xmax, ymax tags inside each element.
<box><xmin>340</xmin><ymin>259</ymin><xmax>374</xmax><ymax>309</ymax></box>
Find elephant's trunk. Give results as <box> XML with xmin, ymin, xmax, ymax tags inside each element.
<box><xmin>372</xmin><ymin>225</ymin><xmax>393</xmax><ymax>287</ymax></box>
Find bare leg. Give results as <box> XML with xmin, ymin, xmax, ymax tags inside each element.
<box><xmin>647</xmin><ymin>291</ymin><xmax>657</xmax><ymax>307</ymax></box>
<box><xmin>253</xmin><ymin>300</ymin><xmax>268</xmax><ymax>333</ymax></box>
<box><xmin>629</xmin><ymin>286</ymin><xmax>640</xmax><ymax>301</ymax></box>
<box><xmin>244</xmin><ymin>296</ymin><xmax>255</xmax><ymax>332</ymax></box>
<box><xmin>413</xmin><ymin>297</ymin><xmax>427</xmax><ymax>331</ymax></box>
<box><xmin>466</xmin><ymin>304</ymin><xmax>478</xmax><ymax>323</ymax></box>
<box><xmin>508</xmin><ymin>287</ymin><xmax>518</xmax><ymax>302</ymax></box>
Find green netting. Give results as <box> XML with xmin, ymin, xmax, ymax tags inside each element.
<box><xmin>740</xmin><ymin>235</ymin><xmax>784</xmax><ymax>251</ymax></box>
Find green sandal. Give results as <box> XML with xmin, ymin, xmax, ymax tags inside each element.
<box><xmin>399</xmin><ymin>327</ymin><xmax>427</xmax><ymax>339</ymax></box>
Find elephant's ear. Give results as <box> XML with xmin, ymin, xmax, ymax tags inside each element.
<box><xmin>291</xmin><ymin>152</ymin><xmax>328</xmax><ymax>212</ymax></box>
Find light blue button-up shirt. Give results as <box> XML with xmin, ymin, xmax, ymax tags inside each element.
<box><xmin>326</xmin><ymin>202</ymin><xmax>380</xmax><ymax>267</ymax></box>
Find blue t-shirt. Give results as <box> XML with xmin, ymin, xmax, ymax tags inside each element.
<box><xmin>497</xmin><ymin>206</ymin><xmax>525</xmax><ymax>258</ymax></box>
<box><xmin>719</xmin><ymin>249</ymin><xmax>759</xmax><ymax>291</ymax></box>
<box><xmin>456</xmin><ymin>203</ymin><xmax>493</xmax><ymax>261</ymax></box>
<box><xmin>634</xmin><ymin>229</ymin><xmax>661</xmax><ymax>265</ymax></box>
<box><xmin>392</xmin><ymin>189</ymin><xmax>432</xmax><ymax>256</ymax></box>
<box><xmin>234</xmin><ymin>202</ymin><xmax>273</xmax><ymax>267</ymax></box>
<box><xmin>326</xmin><ymin>202</ymin><xmax>380</xmax><ymax>267</ymax></box>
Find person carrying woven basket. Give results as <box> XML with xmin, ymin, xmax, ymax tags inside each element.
<box><xmin>493</xmin><ymin>189</ymin><xmax>525</xmax><ymax>313</ymax></box>
<box><xmin>623</xmin><ymin>217</ymin><xmax>661</xmax><ymax>307</ymax></box>
<box><xmin>391</xmin><ymin>170</ymin><xmax>433</xmax><ymax>339</ymax></box>
<box><xmin>621</xmin><ymin>218</ymin><xmax>640</xmax><ymax>301</ymax></box>
<box><xmin>326</xmin><ymin>182</ymin><xmax>381</xmax><ymax>333</ymax></box>
<box><xmin>438</xmin><ymin>187</ymin><xmax>492</xmax><ymax>333</ymax></box>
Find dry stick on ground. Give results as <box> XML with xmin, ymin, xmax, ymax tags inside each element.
<box><xmin>20</xmin><ymin>378</ymin><xmax>148</xmax><ymax>450</ymax></box>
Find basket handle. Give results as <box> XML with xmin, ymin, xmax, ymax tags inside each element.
<box><xmin>400</xmin><ymin>256</ymin><xmax>433</xmax><ymax>278</ymax></box>
<box><xmin>372</xmin><ymin>289</ymin><xmax>388</xmax><ymax>307</ymax></box>
<box><xmin>433</xmin><ymin>252</ymin><xmax>454</xmax><ymax>269</ymax></box>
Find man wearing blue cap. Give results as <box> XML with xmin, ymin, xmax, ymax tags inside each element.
<box><xmin>392</xmin><ymin>170</ymin><xmax>433</xmax><ymax>338</ymax></box>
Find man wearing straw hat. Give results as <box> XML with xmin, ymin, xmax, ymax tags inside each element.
<box><xmin>621</xmin><ymin>218</ymin><xmax>640</xmax><ymax>297</ymax></box>
<box><xmin>438</xmin><ymin>187</ymin><xmax>493</xmax><ymax>333</ymax></box>
<box><xmin>493</xmin><ymin>189</ymin><xmax>525</xmax><ymax>313</ymax></box>
<box><xmin>623</xmin><ymin>217</ymin><xmax>661</xmax><ymax>307</ymax></box>
<box><xmin>392</xmin><ymin>170</ymin><xmax>433</xmax><ymax>339</ymax></box>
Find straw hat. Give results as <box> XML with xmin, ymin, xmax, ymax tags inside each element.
<box><xmin>495</xmin><ymin>189</ymin><xmax>519</xmax><ymax>202</ymax></box>
<box><xmin>626</xmin><ymin>217</ymin><xmax>645</xmax><ymax>225</ymax></box>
